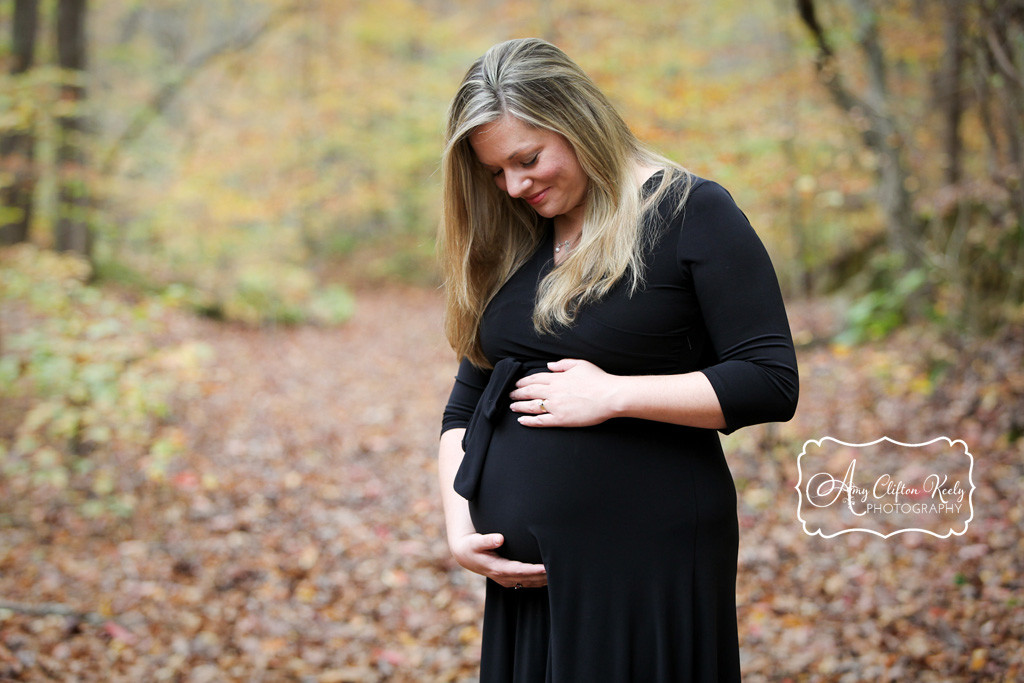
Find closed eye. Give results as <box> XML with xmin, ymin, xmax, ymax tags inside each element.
<box><xmin>487</xmin><ymin>153</ymin><xmax>537</xmax><ymax>178</ymax></box>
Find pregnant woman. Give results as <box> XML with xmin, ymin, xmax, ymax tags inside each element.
<box><xmin>437</xmin><ymin>38</ymin><xmax>799</xmax><ymax>682</ymax></box>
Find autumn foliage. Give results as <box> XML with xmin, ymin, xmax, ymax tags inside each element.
<box><xmin>1</xmin><ymin>0</ymin><xmax>1023</xmax><ymax>681</ymax></box>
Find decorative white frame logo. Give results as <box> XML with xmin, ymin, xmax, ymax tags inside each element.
<box><xmin>795</xmin><ymin>436</ymin><xmax>975</xmax><ymax>539</ymax></box>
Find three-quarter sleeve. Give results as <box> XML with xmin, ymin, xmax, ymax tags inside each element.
<box><xmin>678</xmin><ymin>180</ymin><xmax>799</xmax><ymax>434</ymax></box>
<box><xmin>441</xmin><ymin>357</ymin><xmax>492</xmax><ymax>436</ymax></box>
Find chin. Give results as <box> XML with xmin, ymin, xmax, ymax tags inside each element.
<box><xmin>532</xmin><ymin>203</ymin><xmax>561</xmax><ymax>219</ymax></box>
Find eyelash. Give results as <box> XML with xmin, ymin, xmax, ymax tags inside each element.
<box><xmin>492</xmin><ymin>155</ymin><xmax>538</xmax><ymax>177</ymax></box>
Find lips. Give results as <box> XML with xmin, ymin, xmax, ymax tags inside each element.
<box><xmin>525</xmin><ymin>188</ymin><xmax>549</xmax><ymax>206</ymax></box>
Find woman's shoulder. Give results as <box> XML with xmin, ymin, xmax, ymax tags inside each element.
<box><xmin>670</xmin><ymin>174</ymin><xmax>750</xmax><ymax>228</ymax></box>
<box><xmin>646</xmin><ymin>170</ymin><xmax>733</xmax><ymax>207</ymax></box>
<box><xmin>674</xmin><ymin>175</ymin><xmax>767</xmax><ymax>263</ymax></box>
<box><xmin>646</xmin><ymin>172</ymin><xmax>738</xmax><ymax>226</ymax></box>
<box><xmin>684</xmin><ymin>174</ymin><xmax>737</xmax><ymax>207</ymax></box>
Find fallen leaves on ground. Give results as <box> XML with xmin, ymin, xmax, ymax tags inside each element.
<box><xmin>1</xmin><ymin>290</ymin><xmax>1021</xmax><ymax>681</ymax></box>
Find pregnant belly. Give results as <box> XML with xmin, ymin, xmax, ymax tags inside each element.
<box><xmin>467</xmin><ymin>412</ymin><xmax>734</xmax><ymax>565</ymax></box>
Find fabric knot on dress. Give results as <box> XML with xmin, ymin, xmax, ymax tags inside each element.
<box><xmin>453</xmin><ymin>357</ymin><xmax>523</xmax><ymax>501</ymax></box>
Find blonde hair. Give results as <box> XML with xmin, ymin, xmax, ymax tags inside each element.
<box><xmin>440</xmin><ymin>38</ymin><xmax>691</xmax><ymax>367</ymax></box>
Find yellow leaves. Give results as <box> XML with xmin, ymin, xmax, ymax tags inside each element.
<box><xmin>293</xmin><ymin>581</ymin><xmax>318</xmax><ymax>604</ymax></box>
<box><xmin>29</xmin><ymin>447</ymin><xmax>68</xmax><ymax>489</ymax></box>
<box><xmin>145</xmin><ymin>432</ymin><xmax>183</xmax><ymax>482</ymax></box>
<box><xmin>297</xmin><ymin>545</ymin><xmax>320</xmax><ymax>572</ymax></box>
<box><xmin>217</xmin><ymin>262</ymin><xmax>309</xmax><ymax>325</ymax></box>
<box><xmin>795</xmin><ymin>175</ymin><xmax>817</xmax><ymax>196</ymax></box>
<box><xmin>317</xmin><ymin>667</ymin><xmax>377</xmax><ymax>683</ymax></box>
<box><xmin>90</xmin><ymin>468</ymin><xmax>116</xmax><ymax>496</ymax></box>
<box><xmin>457</xmin><ymin>624</ymin><xmax>480</xmax><ymax>645</ymax></box>
<box><xmin>349</xmin><ymin>0</ymin><xmax>429</xmax><ymax>51</ymax></box>
<box><xmin>743</xmin><ymin>486</ymin><xmax>773</xmax><ymax>511</ymax></box>
<box><xmin>200</xmin><ymin>472</ymin><xmax>219</xmax><ymax>491</ymax></box>
<box><xmin>0</xmin><ymin>245</ymin><xmax>91</xmax><ymax>314</ymax></box>
<box><xmin>830</xmin><ymin>341</ymin><xmax>853</xmax><ymax>358</ymax></box>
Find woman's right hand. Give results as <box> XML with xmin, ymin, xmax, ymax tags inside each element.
<box><xmin>449</xmin><ymin>532</ymin><xmax>548</xmax><ymax>589</ymax></box>
<box><xmin>438</xmin><ymin>429</ymin><xmax>546</xmax><ymax>588</ymax></box>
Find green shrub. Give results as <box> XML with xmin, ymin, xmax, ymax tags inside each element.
<box><xmin>835</xmin><ymin>265</ymin><xmax>930</xmax><ymax>345</ymax></box>
<box><xmin>0</xmin><ymin>245</ymin><xmax>209</xmax><ymax>518</ymax></box>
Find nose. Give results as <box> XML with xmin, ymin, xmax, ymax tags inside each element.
<box><xmin>504</xmin><ymin>170</ymin><xmax>532</xmax><ymax>198</ymax></box>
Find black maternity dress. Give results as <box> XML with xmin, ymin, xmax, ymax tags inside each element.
<box><xmin>441</xmin><ymin>174</ymin><xmax>799</xmax><ymax>682</ymax></box>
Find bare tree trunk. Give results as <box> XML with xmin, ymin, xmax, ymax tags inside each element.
<box><xmin>795</xmin><ymin>0</ymin><xmax>921</xmax><ymax>267</ymax></box>
<box><xmin>54</xmin><ymin>0</ymin><xmax>92</xmax><ymax>256</ymax></box>
<box><xmin>938</xmin><ymin>0</ymin><xmax>964</xmax><ymax>186</ymax></box>
<box><xmin>0</xmin><ymin>0</ymin><xmax>40</xmax><ymax>245</ymax></box>
<box><xmin>986</xmin><ymin>21</ymin><xmax>1024</xmax><ymax>171</ymax></box>
<box><xmin>979</xmin><ymin>1</ymin><xmax>1024</xmax><ymax>310</ymax></box>
<box><xmin>855</xmin><ymin>0</ymin><xmax>919</xmax><ymax>265</ymax></box>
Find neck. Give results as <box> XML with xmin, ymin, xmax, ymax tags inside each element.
<box><xmin>553</xmin><ymin>206</ymin><xmax>583</xmax><ymax>241</ymax></box>
<box><xmin>635</xmin><ymin>162</ymin><xmax>662</xmax><ymax>185</ymax></box>
<box><xmin>553</xmin><ymin>220</ymin><xmax>581</xmax><ymax>245</ymax></box>
<box><xmin>550</xmin><ymin>161</ymin><xmax>663</xmax><ymax>250</ymax></box>
<box><xmin>552</xmin><ymin>222</ymin><xmax>581</xmax><ymax>263</ymax></box>
<box><xmin>553</xmin><ymin>213</ymin><xmax>581</xmax><ymax>243</ymax></box>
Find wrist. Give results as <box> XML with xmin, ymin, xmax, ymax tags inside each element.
<box><xmin>606</xmin><ymin>374</ymin><xmax>632</xmax><ymax>419</ymax></box>
<box><xmin>446</xmin><ymin>523</ymin><xmax>475</xmax><ymax>546</ymax></box>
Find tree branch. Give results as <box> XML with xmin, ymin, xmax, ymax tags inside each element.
<box><xmin>11</xmin><ymin>0</ymin><xmax>40</xmax><ymax>74</ymax></box>
<box><xmin>794</xmin><ymin>0</ymin><xmax>863</xmax><ymax>117</ymax></box>
<box><xmin>0</xmin><ymin>600</ymin><xmax>107</xmax><ymax>626</ymax></box>
<box><xmin>99</xmin><ymin>5</ymin><xmax>299</xmax><ymax>175</ymax></box>
<box><xmin>983</xmin><ymin>23</ymin><xmax>1024</xmax><ymax>90</ymax></box>
<box><xmin>794</xmin><ymin>0</ymin><xmax>920</xmax><ymax>264</ymax></box>
<box><xmin>795</xmin><ymin>0</ymin><xmax>833</xmax><ymax>59</ymax></box>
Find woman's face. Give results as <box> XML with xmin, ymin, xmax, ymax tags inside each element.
<box><xmin>469</xmin><ymin>115</ymin><xmax>589</xmax><ymax>226</ymax></box>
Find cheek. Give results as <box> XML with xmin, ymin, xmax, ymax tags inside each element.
<box><xmin>566</xmin><ymin>160</ymin><xmax>587</xmax><ymax>193</ymax></box>
<box><xmin>493</xmin><ymin>176</ymin><xmax>507</xmax><ymax>193</ymax></box>
<box><xmin>543</xmin><ymin>152</ymin><xmax>576</xmax><ymax>185</ymax></box>
<box><xmin>531</xmin><ymin>160</ymin><xmax>558</xmax><ymax>185</ymax></box>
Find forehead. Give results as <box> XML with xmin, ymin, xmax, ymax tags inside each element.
<box><xmin>468</xmin><ymin>115</ymin><xmax>556</xmax><ymax>165</ymax></box>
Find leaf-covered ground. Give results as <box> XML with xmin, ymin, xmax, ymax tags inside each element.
<box><xmin>1</xmin><ymin>287</ymin><xmax>1021</xmax><ymax>681</ymax></box>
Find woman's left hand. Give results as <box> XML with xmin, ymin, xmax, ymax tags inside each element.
<box><xmin>510</xmin><ymin>358</ymin><xmax>619</xmax><ymax>428</ymax></box>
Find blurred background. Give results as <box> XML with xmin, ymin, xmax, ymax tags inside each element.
<box><xmin>1</xmin><ymin>0</ymin><xmax>1021</xmax><ymax>681</ymax></box>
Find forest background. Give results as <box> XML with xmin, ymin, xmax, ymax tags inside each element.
<box><xmin>1</xmin><ymin>0</ymin><xmax>1022</xmax><ymax>681</ymax></box>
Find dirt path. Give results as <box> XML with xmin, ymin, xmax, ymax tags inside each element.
<box><xmin>160</xmin><ymin>286</ymin><xmax>478</xmax><ymax>681</ymax></box>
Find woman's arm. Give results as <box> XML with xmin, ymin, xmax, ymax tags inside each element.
<box><xmin>438</xmin><ymin>428</ymin><xmax>547</xmax><ymax>588</ymax></box>
<box><xmin>509</xmin><ymin>359</ymin><xmax>726</xmax><ymax>429</ymax></box>
<box><xmin>513</xmin><ymin>179</ymin><xmax>798</xmax><ymax>431</ymax></box>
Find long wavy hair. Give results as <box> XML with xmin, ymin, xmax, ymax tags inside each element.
<box><xmin>440</xmin><ymin>38</ymin><xmax>692</xmax><ymax>367</ymax></box>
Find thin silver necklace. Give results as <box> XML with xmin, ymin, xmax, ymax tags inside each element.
<box><xmin>554</xmin><ymin>232</ymin><xmax>581</xmax><ymax>255</ymax></box>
